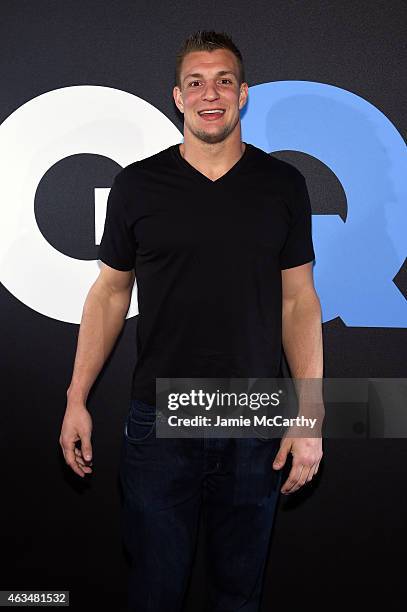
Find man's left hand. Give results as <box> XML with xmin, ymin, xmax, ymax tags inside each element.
<box><xmin>273</xmin><ymin>435</ymin><xmax>323</xmax><ymax>495</ymax></box>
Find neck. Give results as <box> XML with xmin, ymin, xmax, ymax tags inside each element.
<box><xmin>179</xmin><ymin>133</ymin><xmax>246</xmax><ymax>181</ymax></box>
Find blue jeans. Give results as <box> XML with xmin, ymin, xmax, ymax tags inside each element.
<box><xmin>119</xmin><ymin>398</ymin><xmax>282</xmax><ymax>612</ymax></box>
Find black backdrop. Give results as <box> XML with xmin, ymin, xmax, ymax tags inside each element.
<box><xmin>1</xmin><ymin>1</ymin><xmax>406</xmax><ymax>610</ymax></box>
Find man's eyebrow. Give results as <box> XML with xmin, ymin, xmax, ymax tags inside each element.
<box><xmin>182</xmin><ymin>70</ymin><xmax>235</xmax><ymax>84</ymax></box>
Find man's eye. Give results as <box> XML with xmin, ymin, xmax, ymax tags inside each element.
<box><xmin>188</xmin><ymin>79</ymin><xmax>232</xmax><ymax>87</ymax></box>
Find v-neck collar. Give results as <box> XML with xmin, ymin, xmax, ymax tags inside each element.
<box><xmin>172</xmin><ymin>142</ymin><xmax>252</xmax><ymax>186</ymax></box>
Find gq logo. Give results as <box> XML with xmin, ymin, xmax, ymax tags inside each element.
<box><xmin>0</xmin><ymin>83</ymin><xmax>405</xmax><ymax>326</ymax></box>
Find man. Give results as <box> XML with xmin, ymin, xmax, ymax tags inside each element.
<box><xmin>60</xmin><ymin>30</ymin><xmax>323</xmax><ymax>612</ymax></box>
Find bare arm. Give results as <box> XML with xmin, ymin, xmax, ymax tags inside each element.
<box><xmin>272</xmin><ymin>262</ymin><xmax>324</xmax><ymax>494</ymax></box>
<box><xmin>67</xmin><ymin>263</ymin><xmax>135</xmax><ymax>402</ymax></box>
<box><xmin>281</xmin><ymin>262</ymin><xmax>323</xmax><ymax>379</ymax></box>
<box><xmin>59</xmin><ymin>263</ymin><xmax>135</xmax><ymax>478</ymax></box>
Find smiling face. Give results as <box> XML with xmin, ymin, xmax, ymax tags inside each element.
<box><xmin>173</xmin><ymin>48</ymin><xmax>248</xmax><ymax>145</ymax></box>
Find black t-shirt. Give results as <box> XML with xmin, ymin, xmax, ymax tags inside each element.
<box><xmin>98</xmin><ymin>142</ymin><xmax>315</xmax><ymax>404</ymax></box>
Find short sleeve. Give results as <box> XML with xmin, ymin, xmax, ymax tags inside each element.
<box><xmin>98</xmin><ymin>177</ymin><xmax>136</xmax><ymax>272</ymax></box>
<box><xmin>280</xmin><ymin>170</ymin><xmax>315</xmax><ymax>270</ymax></box>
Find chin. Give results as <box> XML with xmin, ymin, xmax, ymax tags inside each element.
<box><xmin>194</xmin><ymin>125</ymin><xmax>234</xmax><ymax>144</ymax></box>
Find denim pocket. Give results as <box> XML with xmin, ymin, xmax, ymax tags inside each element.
<box><xmin>124</xmin><ymin>399</ymin><xmax>157</xmax><ymax>444</ymax></box>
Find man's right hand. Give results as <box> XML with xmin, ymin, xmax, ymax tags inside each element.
<box><xmin>59</xmin><ymin>402</ymin><xmax>93</xmax><ymax>478</ymax></box>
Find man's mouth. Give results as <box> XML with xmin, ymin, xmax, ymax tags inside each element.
<box><xmin>197</xmin><ymin>109</ymin><xmax>225</xmax><ymax>121</ymax></box>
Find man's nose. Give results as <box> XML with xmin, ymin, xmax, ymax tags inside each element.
<box><xmin>202</xmin><ymin>81</ymin><xmax>220</xmax><ymax>100</ymax></box>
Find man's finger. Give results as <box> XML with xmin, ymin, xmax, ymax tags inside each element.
<box><xmin>74</xmin><ymin>447</ymin><xmax>93</xmax><ymax>471</ymax></box>
<box><xmin>306</xmin><ymin>464</ymin><xmax>317</xmax><ymax>482</ymax></box>
<box><xmin>80</xmin><ymin>437</ymin><xmax>93</xmax><ymax>462</ymax></box>
<box><xmin>281</xmin><ymin>464</ymin><xmax>305</xmax><ymax>494</ymax></box>
<box><xmin>273</xmin><ymin>441</ymin><xmax>291</xmax><ymax>469</ymax></box>
<box><xmin>66</xmin><ymin>455</ymin><xmax>86</xmax><ymax>478</ymax></box>
<box><xmin>290</xmin><ymin>465</ymin><xmax>313</xmax><ymax>492</ymax></box>
<box><xmin>63</xmin><ymin>441</ymin><xmax>86</xmax><ymax>478</ymax></box>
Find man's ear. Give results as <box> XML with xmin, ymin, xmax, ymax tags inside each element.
<box><xmin>238</xmin><ymin>83</ymin><xmax>249</xmax><ymax>111</ymax></box>
<box><xmin>173</xmin><ymin>86</ymin><xmax>184</xmax><ymax>114</ymax></box>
